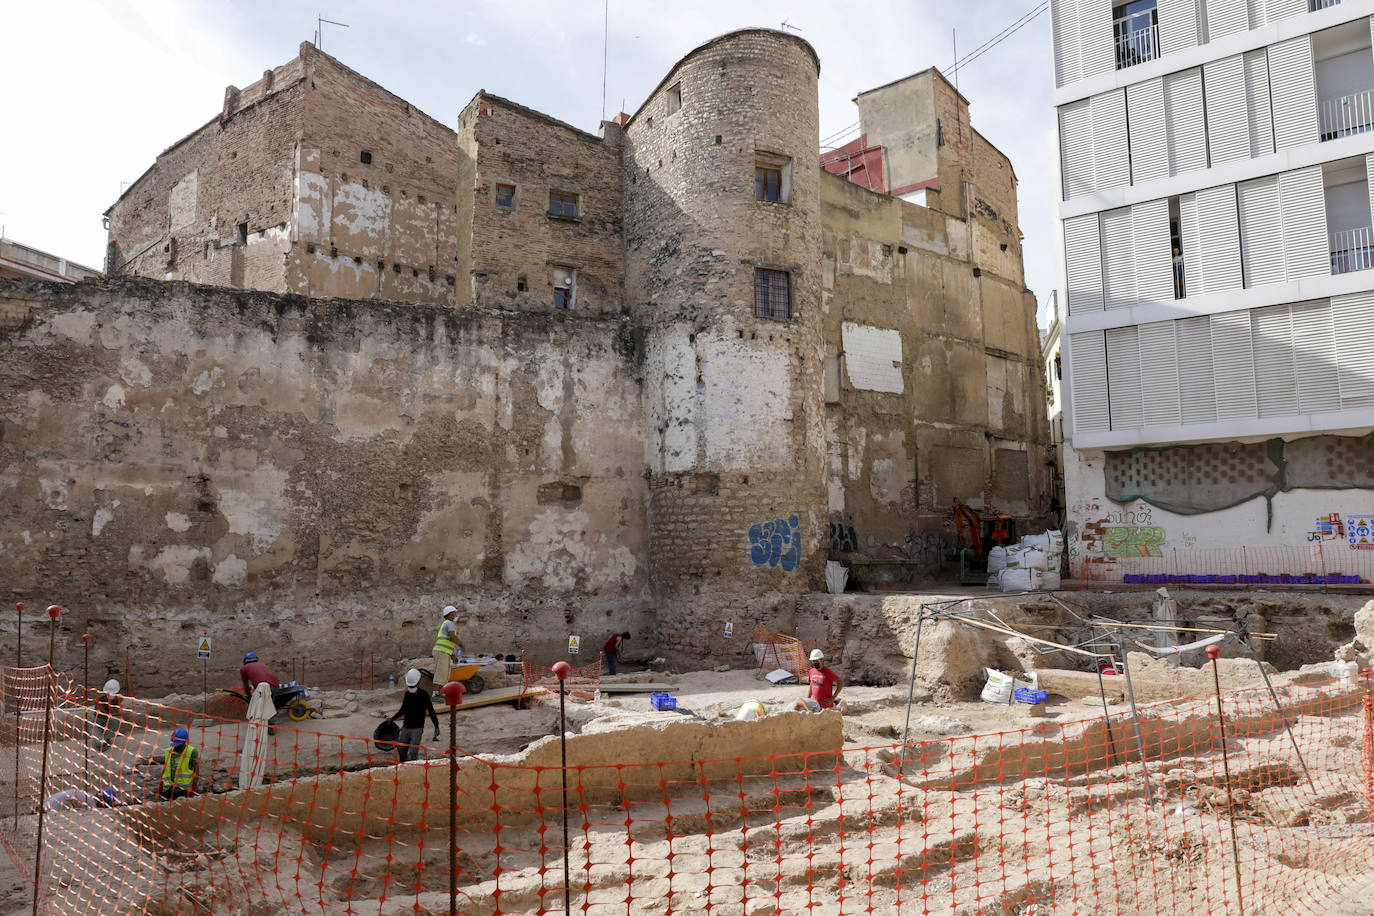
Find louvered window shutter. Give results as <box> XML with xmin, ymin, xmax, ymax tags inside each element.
<box><xmin>1332</xmin><ymin>291</ymin><xmax>1374</xmax><ymax>409</ymax></box>
<box><xmin>1290</xmin><ymin>300</ymin><xmax>1340</xmax><ymax>413</ymax></box>
<box><xmin>1365</xmin><ymin>153</ymin><xmax>1374</xmax><ymax>228</ymax></box>
<box><xmin>1265</xmin><ymin>0</ymin><xmax>1306</xmax><ymax>23</ymax></box>
<box><xmin>1208</xmin><ymin>0</ymin><xmax>1248</xmax><ymax>38</ymax></box>
<box><xmin>1238</xmin><ymin>176</ymin><xmax>1284</xmax><ymax>287</ymax></box>
<box><xmin>1128</xmin><ymin>80</ymin><xmax>1169</xmax><ymax>184</ymax></box>
<box><xmin>1247</xmin><ymin>0</ymin><xmax>1266</xmax><ymax>31</ymax></box>
<box><xmin>1064</xmin><ymin>215</ymin><xmax>1105</xmax><ymax>314</ymax></box>
<box><xmin>1179</xmin><ymin>192</ymin><xmax>1203</xmax><ymax>296</ymax></box>
<box><xmin>1176</xmin><ymin>316</ymin><xmax>1218</xmax><ymax>423</ymax></box>
<box><xmin>1269</xmin><ymin>37</ymin><xmax>1318</xmax><ymax>150</ymax></box>
<box><xmin>1251</xmin><ymin>304</ymin><xmax>1299</xmax><ymax>417</ymax></box>
<box><xmin>1158</xmin><ymin>0</ymin><xmax>1199</xmax><ymax>53</ymax></box>
<box><xmin>1138</xmin><ymin>321</ymin><xmax>1182</xmax><ymax>426</ymax></box>
<box><xmin>1279</xmin><ymin>166</ymin><xmax>1329</xmax><ymax>280</ymax></box>
<box><xmin>1244</xmin><ymin>50</ymin><xmax>1274</xmax><ymax>157</ymax></box>
<box><xmin>1092</xmin><ymin>90</ymin><xmax>1130</xmax><ymax>191</ymax></box>
<box><xmin>1079</xmin><ymin>0</ymin><xmax>1116</xmax><ymax>78</ymax></box>
<box><xmin>1132</xmin><ymin>199</ymin><xmax>1174</xmax><ymax>305</ymax></box>
<box><xmin>1210</xmin><ymin>310</ymin><xmax>1258</xmax><ymax>419</ymax></box>
<box><xmin>1100</xmin><ymin>208</ymin><xmax>1137</xmax><ymax>310</ymax></box>
<box><xmin>1204</xmin><ymin>56</ymin><xmax>1249</xmax><ymax>164</ymax></box>
<box><xmin>1107</xmin><ymin>326</ymin><xmax>1144</xmax><ymax>429</ymax></box>
<box><xmin>1052</xmin><ymin>0</ymin><xmax>1082</xmax><ymax>87</ymax></box>
<box><xmin>1195</xmin><ymin>184</ymin><xmax>1244</xmax><ymax>293</ymax></box>
<box><xmin>1069</xmin><ymin>331</ymin><xmax>1111</xmax><ymax>432</ymax></box>
<box><xmin>1059</xmin><ymin>101</ymin><xmax>1095</xmax><ymax>200</ymax></box>
<box><xmin>1164</xmin><ymin>69</ymin><xmax>1207</xmax><ymax>176</ymax></box>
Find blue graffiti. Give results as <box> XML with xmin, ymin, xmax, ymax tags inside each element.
<box><xmin>749</xmin><ymin>515</ymin><xmax>802</xmax><ymax>571</ymax></box>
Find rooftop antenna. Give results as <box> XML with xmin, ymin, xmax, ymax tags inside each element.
<box><xmin>601</xmin><ymin>0</ymin><xmax>609</xmax><ymax>123</ymax></box>
<box><xmin>315</xmin><ymin>13</ymin><xmax>350</xmax><ymax>50</ymax></box>
<box><xmin>952</xmin><ymin>28</ymin><xmax>959</xmax><ymax>90</ymax></box>
<box><xmin>780</xmin><ymin>19</ymin><xmax>803</xmax><ymax>32</ymax></box>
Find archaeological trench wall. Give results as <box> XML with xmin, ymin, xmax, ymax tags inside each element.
<box><xmin>0</xmin><ymin>277</ymin><xmax>648</xmax><ymax>691</ymax></box>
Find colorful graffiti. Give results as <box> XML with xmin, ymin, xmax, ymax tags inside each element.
<box><xmin>1102</xmin><ymin>526</ymin><xmax>1166</xmax><ymax>558</ymax></box>
<box><xmin>749</xmin><ymin>515</ymin><xmax>802</xmax><ymax>571</ymax></box>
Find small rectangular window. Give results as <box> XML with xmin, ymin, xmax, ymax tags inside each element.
<box><xmin>237</xmin><ymin>222</ymin><xmax>248</xmax><ymax>246</ymax></box>
<box><xmin>495</xmin><ymin>183</ymin><xmax>515</xmax><ymax>209</ymax></box>
<box><xmin>666</xmin><ymin>83</ymin><xmax>682</xmax><ymax>114</ymax></box>
<box><xmin>755</xmin><ymin>167</ymin><xmax>782</xmax><ymax>202</ymax></box>
<box><xmin>554</xmin><ymin>287</ymin><xmax>572</xmax><ymax>309</ymax></box>
<box><xmin>360</xmin><ymin>150</ymin><xmax>373</xmax><ymax>165</ymax></box>
<box><xmin>753</xmin><ymin>268</ymin><xmax>792</xmax><ymax>320</ymax></box>
<box><xmin>548</xmin><ymin>191</ymin><xmax>579</xmax><ymax>218</ymax></box>
<box><xmin>553</xmin><ymin>267</ymin><xmax>576</xmax><ymax>309</ymax></box>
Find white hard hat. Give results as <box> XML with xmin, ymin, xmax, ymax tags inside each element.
<box><xmin>809</xmin><ymin>649</ymin><xmax>825</xmax><ymax>661</ymax></box>
<box><xmin>441</xmin><ymin>605</ymin><xmax>457</xmax><ymax>617</ymax></box>
<box><xmin>404</xmin><ymin>668</ymin><xmax>422</xmax><ymax>688</ymax></box>
<box><xmin>102</xmin><ymin>679</ymin><xmax>120</xmax><ymax>695</ymax></box>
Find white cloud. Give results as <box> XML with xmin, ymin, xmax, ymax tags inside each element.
<box><xmin>463</xmin><ymin>31</ymin><xmax>485</xmax><ymax>46</ymax></box>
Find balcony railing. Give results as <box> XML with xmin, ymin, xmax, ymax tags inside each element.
<box><xmin>1114</xmin><ymin>22</ymin><xmax>1160</xmax><ymax>70</ymax></box>
<box><xmin>1330</xmin><ymin>226</ymin><xmax>1374</xmax><ymax>274</ymax></box>
<box><xmin>1319</xmin><ymin>88</ymin><xmax>1374</xmax><ymax>141</ymax></box>
<box><xmin>1310</xmin><ymin>0</ymin><xmax>1341</xmax><ymax>10</ymax></box>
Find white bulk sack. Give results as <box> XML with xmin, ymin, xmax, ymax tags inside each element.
<box><xmin>825</xmin><ymin>561</ymin><xmax>849</xmax><ymax>595</ymax></box>
<box><xmin>988</xmin><ymin>546</ymin><xmax>1009</xmax><ymax>573</ymax></box>
<box><xmin>997</xmin><ymin>567</ymin><xmax>1043</xmax><ymax>590</ymax></box>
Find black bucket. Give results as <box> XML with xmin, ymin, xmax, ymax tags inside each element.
<box><xmin>373</xmin><ymin>719</ymin><xmax>399</xmax><ymax>754</ymax></box>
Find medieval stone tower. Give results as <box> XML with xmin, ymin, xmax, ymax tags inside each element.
<box><xmin>622</xmin><ymin>29</ymin><xmax>829</xmax><ymax>607</ymax></box>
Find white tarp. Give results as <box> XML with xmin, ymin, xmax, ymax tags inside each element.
<box><xmin>238</xmin><ymin>682</ymin><xmax>273</xmax><ymax>790</ymax></box>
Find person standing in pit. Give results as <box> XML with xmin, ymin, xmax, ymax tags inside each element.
<box><xmin>793</xmin><ymin>649</ymin><xmax>843</xmax><ymax>713</ymax></box>
<box><xmin>432</xmin><ymin>605</ymin><xmax>461</xmax><ymax>686</ymax></box>
<box><xmin>602</xmin><ymin>632</ymin><xmax>630</xmax><ymax>675</ymax></box>
<box><xmin>93</xmin><ymin>679</ymin><xmax>122</xmax><ymax>752</ymax></box>
<box><xmin>151</xmin><ymin>728</ymin><xmax>199</xmax><ymax>800</ymax></box>
<box><xmin>388</xmin><ymin>669</ymin><xmax>440</xmax><ymax>763</ymax></box>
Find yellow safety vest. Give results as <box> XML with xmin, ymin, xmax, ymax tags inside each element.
<box><xmin>161</xmin><ymin>746</ymin><xmax>196</xmax><ymax>791</ymax></box>
<box><xmin>433</xmin><ymin>619</ymin><xmax>457</xmax><ymax>657</ymax></box>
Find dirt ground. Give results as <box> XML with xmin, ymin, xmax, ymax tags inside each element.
<box><xmin>4</xmin><ymin>661</ymin><xmax>1374</xmax><ymax>914</ymax></box>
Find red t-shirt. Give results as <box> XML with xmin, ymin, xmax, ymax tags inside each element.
<box><xmin>808</xmin><ymin>667</ymin><xmax>838</xmax><ymax>708</ymax></box>
<box><xmin>603</xmin><ymin>635</ymin><xmax>623</xmax><ymax>655</ymax></box>
<box><xmin>240</xmin><ymin>661</ymin><xmax>280</xmax><ymax>695</ymax></box>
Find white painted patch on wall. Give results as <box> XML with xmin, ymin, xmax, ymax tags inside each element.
<box><xmin>333</xmin><ymin>182</ymin><xmax>392</xmax><ymax>240</ymax></box>
<box><xmin>92</xmin><ymin>507</ymin><xmax>115</xmax><ymax>537</ymax></box>
<box><xmin>296</xmin><ymin>170</ymin><xmax>331</xmax><ymax>242</ymax></box>
<box><xmin>165</xmin><ymin>512</ymin><xmax>191</xmax><ymax>533</ymax></box>
<box><xmin>39</xmin><ymin>479</ymin><xmax>67</xmax><ymax>510</ymax></box>
<box><xmin>212</xmin><ymin>555</ymin><xmax>247</xmax><ymax>586</ymax></box>
<box><xmin>148</xmin><ymin>545</ymin><xmax>211</xmax><ymax>585</ymax></box>
<box><xmin>169</xmin><ymin>170</ymin><xmax>198</xmax><ymax>231</ymax></box>
<box><xmin>701</xmin><ymin>331</ymin><xmax>791</xmax><ymax>470</ymax></box>
<box><xmin>248</xmin><ymin>224</ymin><xmax>291</xmax><ymax>245</ymax></box>
<box><xmin>842</xmin><ymin>323</ymin><xmax>904</xmax><ymax>393</ymax></box>
<box><xmin>217</xmin><ymin>488</ymin><xmax>284</xmax><ymax>552</ymax></box>
<box><xmin>101</xmin><ymin>384</ymin><xmax>126</xmax><ymax>409</ymax></box>
<box><xmin>119</xmin><ymin>357</ymin><xmax>152</xmax><ymax>388</ymax></box>
<box><xmin>49</xmin><ymin>311</ymin><xmax>97</xmax><ymax>344</ymax></box>
<box><xmin>191</xmin><ymin>367</ymin><xmax>223</xmax><ymax>395</ymax></box>
<box><xmin>505</xmin><ymin>508</ymin><xmax>637</xmax><ymax>592</ymax></box>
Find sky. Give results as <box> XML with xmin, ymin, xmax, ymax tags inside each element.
<box><xmin>3</xmin><ymin>0</ymin><xmax>1056</xmax><ymax>326</ymax></box>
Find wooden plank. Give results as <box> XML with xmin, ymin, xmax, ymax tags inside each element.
<box><xmin>595</xmin><ymin>683</ymin><xmax>677</xmax><ymax>694</ymax></box>
<box><xmin>435</xmin><ymin>685</ymin><xmax>542</xmax><ymax>714</ymax></box>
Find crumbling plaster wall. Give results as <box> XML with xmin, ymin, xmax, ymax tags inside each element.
<box><xmin>0</xmin><ymin>277</ymin><xmax>647</xmax><ymax>690</ymax></box>
<box><xmin>456</xmin><ymin>94</ymin><xmax>624</xmax><ymax>317</ymax></box>
<box><xmin>819</xmin><ymin>173</ymin><xmax>1053</xmax><ymax>565</ymax></box>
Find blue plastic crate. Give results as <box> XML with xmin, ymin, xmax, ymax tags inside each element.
<box><xmin>650</xmin><ymin>692</ymin><xmax>677</xmax><ymax>711</ymax></box>
<box><xmin>1013</xmin><ymin>688</ymin><xmax>1048</xmax><ymax>705</ymax></box>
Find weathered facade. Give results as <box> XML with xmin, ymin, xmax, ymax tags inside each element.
<box><xmin>104</xmin><ymin>43</ymin><xmax>458</xmax><ymax>306</ymax></box>
<box><xmin>8</xmin><ymin>31</ymin><xmax>1050</xmax><ymax>685</ymax></box>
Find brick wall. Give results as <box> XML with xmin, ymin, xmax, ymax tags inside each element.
<box><xmin>457</xmin><ymin>94</ymin><xmax>624</xmax><ymax>317</ymax></box>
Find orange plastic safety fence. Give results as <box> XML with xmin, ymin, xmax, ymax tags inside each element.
<box><xmin>0</xmin><ymin>667</ymin><xmax>1371</xmax><ymax>913</ymax></box>
<box><xmin>523</xmin><ymin>660</ymin><xmax>600</xmax><ymax>698</ymax></box>
<box><xmin>753</xmin><ymin>624</ymin><xmax>809</xmax><ymax>680</ymax></box>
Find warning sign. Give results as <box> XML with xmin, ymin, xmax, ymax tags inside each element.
<box><xmin>724</xmin><ymin>621</ymin><xmax>734</xmax><ymax>639</ymax></box>
<box><xmin>196</xmin><ymin>636</ymin><xmax>212</xmax><ymax>660</ymax></box>
<box><xmin>568</xmin><ymin>635</ymin><xmax>580</xmax><ymax>655</ymax></box>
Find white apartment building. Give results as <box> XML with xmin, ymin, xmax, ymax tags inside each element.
<box><xmin>1052</xmin><ymin>0</ymin><xmax>1374</xmax><ymax>580</ymax></box>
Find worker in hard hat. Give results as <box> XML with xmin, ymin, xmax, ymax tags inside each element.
<box><xmin>150</xmin><ymin>728</ymin><xmax>199</xmax><ymax>800</ymax></box>
<box><xmin>239</xmin><ymin>652</ymin><xmax>281</xmax><ymax>698</ymax></box>
<box><xmin>432</xmin><ymin>605</ymin><xmax>462</xmax><ymax>687</ymax></box>
<box><xmin>792</xmin><ymin>649</ymin><xmax>842</xmax><ymax>713</ymax></box>
<box><xmin>92</xmin><ymin>678</ymin><xmax>123</xmax><ymax>752</ymax></box>
<box><xmin>387</xmin><ymin>669</ymin><xmax>440</xmax><ymax>763</ymax></box>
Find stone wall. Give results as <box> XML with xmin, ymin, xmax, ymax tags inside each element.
<box><xmin>819</xmin><ymin>172</ymin><xmax>1053</xmax><ymax>566</ymax></box>
<box><xmin>456</xmin><ymin>94</ymin><xmax>624</xmax><ymax>317</ymax></box>
<box><xmin>0</xmin><ymin>277</ymin><xmax>647</xmax><ymax>691</ymax></box>
<box><xmin>105</xmin><ymin>44</ymin><xmax>458</xmax><ymax>308</ymax></box>
<box><xmin>623</xmin><ymin>30</ymin><xmax>829</xmax><ymax>599</ymax></box>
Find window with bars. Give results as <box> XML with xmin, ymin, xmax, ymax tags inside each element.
<box><xmin>753</xmin><ymin>268</ymin><xmax>792</xmax><ymax>319</ymax></box>
<box><xmin>548</xmin><ymin>191</ymin><xmax>579</xmax><ymax>218</ymax></box>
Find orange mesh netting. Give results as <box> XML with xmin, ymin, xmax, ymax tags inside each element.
<box><xmin>0</xmin><ymin>665</ymin><xmax>1372</xmax><ymax>913</ymax></box>
<box><xmin>753</xmin><ymin>624</ymin><xmax>809</xmax><ymax>680</ymax></box>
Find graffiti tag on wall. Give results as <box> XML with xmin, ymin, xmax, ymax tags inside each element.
<box><xmin>1102</xmin><ymin>526</ymin><xmax>1166</xmax><ymax>557</ymax></box>
<box><xmin>828</xmin><ymin>516</ymin><xmax>857</xmax><ymax>553</ymax></box>
<box><xmin>749</xmin><ymin>515</ymin><xmax>802</xmax><ymax>571</ymax></box>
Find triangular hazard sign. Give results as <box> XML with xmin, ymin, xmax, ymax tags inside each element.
<box><xmin>198</xmin><ymin>638</ymin><xmax>211</xmax><ymax>653</ymax></box>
